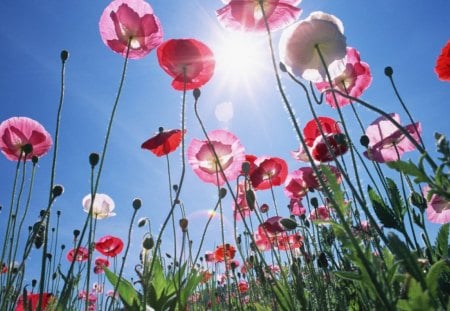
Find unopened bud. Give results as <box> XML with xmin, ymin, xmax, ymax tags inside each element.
<box><xmin>132</xmin><ymin>198</ymin><xmax>142</xmax><ymax>210</ymax></box>
<box><xmin>384</xmin><ymin>66</ymin><xmax>393</xmax><ymax>77</ymax></box>
<box><xmin>60</xmin><ymin>50</ymin><xmax>69</xmax><ymax>62</ymax></box>
<box><xmin>360</xmin><ymin>135</ymin><xmax>370</xmax><ymax>148</ymax></box>
<box><xmin>193</xmin><ymin>88</ymin><xmax>201</xmax><ymax>100</ymax></box>
<box><xmin>89</xmin><ymin>153</ymin><xmax>100</xmax><ymax>167</ymax></box>
<box><xmin>142</xmin><ymin>236</ymin><xmax>154</xmax><ymax>250</ymax></box>
<box><xmin>219</xmin><ymin>188</ymin><xmax>227</xmax><ymax>199</ymax></box>
<box><xmin>179</xmin><ymin>218</ymin><xmax>188</xmax><ymax>231</ymax></box>
<box><xmin>22</xmin><ymin>144</ymin><xmax>33</xmax><ymax>155</ymax></box>
<box><xmin>52</xmin><ymin>185</ymin><xmax>64</xmax><ymax>198</ymax></box>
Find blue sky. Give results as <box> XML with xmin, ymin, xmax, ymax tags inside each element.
<box><xmin>1</xmin><ymin>0</ymin><xmax>449</xmax><ymax>284</ymax></box>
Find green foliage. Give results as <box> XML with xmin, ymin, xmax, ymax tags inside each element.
<box><xmin>435</xmin><ymin>224</ymin><xmax>449</xmax><ymax>259</ymax></box>
<box><xmin>104</xmin><ymin>267</ymin><xmax>143</xmax><ymax>310</ymax></box>
<box><xmin>368</xmin><ymin>186</ymin><xmax>401</xmax><ymax>230</ymax></box>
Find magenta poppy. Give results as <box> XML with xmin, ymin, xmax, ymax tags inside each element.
<box><xmin>95</xmin><ymin>235</ymin><xmax>124</xmax><ymax>257</ymax></box>
<box><xmin>253</xmin><ymin>230</ymin><xmax>272</xmax><ymax>251</ymax></box>
<box><xmin>308</xmin><ymin>206</ymin><xmax>331</xmax><ymax>222</ymax></box>
<box><xmin>67</xmin><ymin>247</ymin><xmax>89</xmax><ymax>262</ymax></box>
<box><xmin>363</xmin><ymin>113</ymin><xmax>422</xmax><ymax>163</ymax></box>
<box><xmin>188</xmin><ymin>129</ymin><xmax>245</xmax><ymax>186</ymax></box>
<box><xmin>216</xmin><ymin>0</ymin><xmax>301</xmax><ymax>33</ymax></box>
<box><xmin>94</xmin><ymin>257</ymin><xmax>110</xmax><ymax>274</ymax></box>
<box><xmin>99</xmin><ymin>0</ymin><xmax>163</xmax><ymax>59</ymax></box>
<box><xmin>0</xmin><ymin>117</ymin><xmax>52</xmax><ymax>161</ymax></box>
<box><xmin>141</xmin><ymin>128</ymin><xmax>185</xmax><ymax>157</ymax></box>
<box><xmin>303</xmin><ymin>116</ymin><xmax>348</xmax><ymax>162</ymax></box>
<box><xmin>284</xmin><ymin>167</ymin><xmax>316</xmax><ymax>199</ymax></box>
<box><xmin>435</xmin><ymin>40</ymin><xmax>450</xmax><ymax>82</ymax></box>
<box><xmin>258</xmin><ymin>216</ymin><xmax>285</xmax><ymax>236</ymax></box>
<box><xmin>423</xmin><ymin>186</ymin><xmax>450</xmax><ymax>224</ymax></box>
<box><xmin>157</xmin><ymin>38</ymin><xmax>215</xmax><ymax>91</ymax></box>
<box><xmin>15</xmin><ymin>293</ymin><xmax>53</xmax><ymax>311</ymax></box>
<box><xmin>315</xmin><ymin>47</ymin><xmax>372</xmax><ymax>107</ymax></box>
<box><xmin>250</xmin><ymin>156</ymin><xmax>288</xmax><ymax>190</ymax></box>
<box><xmin>289</xmin><ymin>198</ymin><xmax>306</xmax><ymax>216</ymax></box>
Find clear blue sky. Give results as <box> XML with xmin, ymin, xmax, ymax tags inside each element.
<box><xmin>0</xmin><ymin>0</ymin><xmax>449</xmax><ymax>283</ymax></box>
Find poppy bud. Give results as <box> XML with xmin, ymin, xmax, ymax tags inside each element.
<box><xmin>39</xmin><ymin>210</ymin><xmax>46</xmax><ymax>217</ymax></box>
<box><xmin>52</xmin><ymin>185</ymin><xmax>64</xmax><ymax>198</ymax></box>
<box><xmin>410</xmin><ymin>192</ymin><xmax>426</xmax><ymax>212</ymax></box>
<box><xmin>57</xmin><ymin>210</ymin><xmax>61</xmax><ymax>217</ymax></box>
<box><xmin>317</xmin><ymin>252</ymin><xmax>328</xmax><ymax>268</ymax></box>
<box><xmin>32</xmin><ymin>279</ymin><xmax>37</xmax><ymax>287</ymax></box>
<box><xmin>61</xmin><ymin>244</ymin><xmax>66</xmax><ymax>250</ymax></box>
<box><xmin>193</xmin><ymin>88</ymin><xmax>201</xmax><ymax>100</ymax></box>
<box><xmin>237</xmin><ymin>235</ymin><xmax>241</xmax><ymax>245</ymax></box>
<box><xmin>132</xmin><ymin>198</ymin><xmax>142</xmax><ymax>210</ymax></box>
<box><xmin>60</xmin><ymin>50</ymin><xmax>69</xmax><ymax>62</ymax></box>
<box><xmin>22</xmin><ymin>143</ymin><xmax>33</xmax><ymax>155</ymax></box>
<box><xmin>219</xmin><ymin>188</ymin><xmax>227</xmax><ymax>198</ymax></box>
<box><xmin>32</xmin><ymin>156</ymin><xmax>39</xmax><ymax>165</ymax></box>
<box><xmin>384</xmin><ymin>66</ymin><xmax>393</xmax><ymax>77</ymax></box>
<box><xmin>260</xmin><ymin>203</ymin><xmax>269</xmax><ymax>213</ymax></box>
<box><xmin>310</xmin><ymin>197</ymin><xmax>318</xmax><ymax>208</ymax></box>
<box><xmin>279</xmin><ymin>62</ymin><xmax>287</xmax><ymax>72</ymax></box>
<box><xmin>137</xmin><ymin>217</ymin><xmax>148</xmax><ymax>228</ymax></box>
<box><xmin>280</xmin><ymin>218</ymin><xmax>298</xmax><ymax>230</ymax></box>
<box><xmin>241</xmin><ymin>162</ymin><xmax>250</xmax><ymax>175</ymax></box>
<box><xmin>89</xmin><ymin>153</ymin><xmax>100</xmax><ymax>167</ymax></box>
<box><xmin>173</xmin><ymin>184</ymin><xmax>179</xmax><ymax>191</ymax></box>
<box><xmin>360</xmin><ymin>135</ymin><xmax>370</xmax><ymax>148</ymax></box>
<box><xmin>179</xmin><ymin>218</ymin><xmax>188</xmax><ymax>231</ymax></box>
<box><xmin>142</xmin><ymin>236</ymin><xmax>154</xmax><ymax>250</ymax></box>
<box><xmin>73</xmin><ymin>230</ymin><xmax>80</xmax><ymax>238</ymax></box>
<box><xmin>158</xmin><ymin>126</ymin><xmax>164</xmax><ymax>133</ymax></box>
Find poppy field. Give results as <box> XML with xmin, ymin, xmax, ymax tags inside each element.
<box><xmin>0</xmin><ymin>0</ymin><xmax>449</xmax><ymax>310</ymax></box>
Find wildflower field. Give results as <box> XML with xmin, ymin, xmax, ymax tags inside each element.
<box><xmin>0</xmin><ymin>0</ymin><xmax>449</xmax><ymax>310</ymax></box>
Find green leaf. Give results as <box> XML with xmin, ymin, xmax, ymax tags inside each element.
<box><xmin>334</xmin><ymin>270</ymin><xmax>363</xmax><ymax>281</ymax></box>
<box><xmin>387</xmin><ymin>233</ymin><xmax>425</xmax><ymax>288</ymax></box>
<box><xmin>271</xmin><ymin>281</ymin><xmax>295</xmax><ymax>311</ymax></box>
<box><xmin>435</xmin><ymin>224</ymin><xmax>449</xmax><ymax>259</ymax></box>
<box><xmin>104</xmin><ymin>267</ymin><xmax>142</xmax><ymax>310</ymax></box>
<box><xmin>397</xmin><ymin>279</ymin><xmax>433</xmax><ymax>311</ymax></box>
<box><xmin>320</xmin><ymin>165</ymin><xmax>347</xmax><ymax>214</ymax></box>
<box><xmin>368</xmin><ymin>186</ymin><xmax>400</xmax><ymax>230</ymax></box>
<box><xmin>385</xmin><ymin>177</ymin><xmax>406</xmax><ymax>219</ymax></box>
<box><xmin>387</xmin><ymin>160</ymin><xmax>431</xmax><ymax>184</ymax></box>
<box><xmin>426</xmin><ymin>260</ymin><xmax>449</xmax><ymax>299</ymax></box>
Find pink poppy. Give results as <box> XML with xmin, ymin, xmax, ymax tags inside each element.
<box><xmin>94</xmin><ymin>257</ymin><xmax>110</xmax><ymax>274</ymax></box>
<box><xmin>276</xmin><ymin>232</ymin><xmax>303</xmax><ymax>250</ymax></box>
<box><xmin>308</xmin><ymin>206</ymin><xmax>330</xmax><ymax>222</ymax></box>
<box><xmin>67</xmin><ymin>247</ymin><xmax>89</xmax><ymax>262</ymax></box>
<box><xmin>0</xmin><ymin>117</ymin><xmax>52</xmax><ymax>161</ymax></box>
<box><xmin>303</xmin><ymin>117</ymin><xmax>348</xmax><ymax>162</ymax></box>
<box><xmin>258</xmin><ymin>216</ymin><xmax>285</xmax><ymax>237</ymax></box>
<box><xmin>233</xmin><ymin>181</ymin><xmax>254</xmax><ymax>220</ymax></box>
<box><xmin>82</xmin><ymin>193</ymin><xmax>116</xmax><ymax>220</ymax></box>
<box><xmin>423</xmin><ymin>186</ymin><xmax>450</xmax><ymax>224</ymax></box>
<box><xmin>141</xmin><ymin>128</ymin><xmax>185</xmax><ymax>157</ymax></box>
<box><xmin>95</xmin><ymin>235</ymin><xmax>124</xmax><ymax>257</ymax></box>
<box><xmin>289</xmin><ymin>198</ymin><xmax>306</xmax><ymax>216</ymax></box>
<box><xmin>315</xmin><ymin>47</ymin><xmax>372</xmax><ymax>107</ymax></box>
<box><xmin>284</xmin><ymin>167</ymin><xmax>317</xmax><ymax>199</ymax></box>
<box><xmin>188</xmin><ymin>129</ymin><xmax>245</xmax><ymax>186</ymax></box>
<box><xmin>253</xmin><ymin>230</ymin><xmax>272</xmax><ymax>251</ymax></box>
<box><xmin>157</xmin><ymin>38</ymin><xmax>215</xmax><ymax>90</ymax></box>
<box><xmin>279</xmin><ymin>11</ymin><xmax>347</xmax><ymax>82</ymax></box>
<box><xmin>99</xmin><ymin>0</ymin><xmax>163</xmax><ymax>59</ymax></box>
<box><xmin>250</xmin><ymin>156</ymin><xmax>288</xmax><ymax>190</ymax></box>
<box><xmin>216</xmin><ymin>0</ymin><xmax>301</xmax><ymax>33</ymax></box>
<box><xmin>363</xmin><ymin>113</ymin><xmax>422</xmax><ymax>163</ymax></box>
<box><xmin>204</xmin><ymin>251</ymin><xmax>215</xmax><ymax>263</ymax></box>
<box><xmin>435</xmin><ymin>40</ymin><xmax>450</xmax><ymax>82</ymax></box>
<box><xmin>15</xmin><ymin>293</ymin><xmax>53</xmax><ymax>311</ymax></box>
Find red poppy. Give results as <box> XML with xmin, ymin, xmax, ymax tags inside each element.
<box><xmin>141</xmin><ymin>127</ymin><xmax>185</xmax><ymax>157</ymax></box>
<box><xmin>241</xmin><ymin>154</ymin><xmax>257</xmax><ymax>176</ymax></box>
<box><xmin>201</xmin><ymin>270</ymin><xmax>212</xmax><ymax>283</ymax></box>
<box><xmin>95</xmin><ymin>235</ymin><xmax>124</xmax><ymax>257</ymax></box>
<box><xmin>276</xmin><ymin>233</ymin><xmax>303</xmax><ymax>251</ymax></box>
<box><xmin>250</xmin><ymin>156</ymin><xmax>288</xmax><ymax>190</ymax></box>
<box><xmin>67</xmin><ymin>247</ymin><xmax>89</xmax><ymax>262</ymax></box>
<box><xmin>157</xmin><ymin>38</ymin><xmax>215</xmax><ymax>90</ymax></box>
<box><xmin>238</xmin><ymin>280</ymin><xmax>249</xmax><ymax>293</ymax></box>
<box><xmin>303</xmin><ymin>117</ymin><xmax>348</xmax><ymax>162</ymax></box>
<box><xmin>213</xmin><ymin>244</ymin><xmax>236</xmax><ymax>262</ymax></box>
<box><xmin>94</xmin><ymin>257</ymin><xmax>110</xmax><ymax>274</ymax></box>
<box><xmin>435</xmin><ymin>40</ymin><xmax>450</xmax><ymax>82</ymax></box>
<box><xmin>1</xmin><ymin>263</ymin><xmax>7</xmax><ymax>274</ymax></box>
<box><xmin>15</xmin><ymin>293</ymin><xmax>53</xmax><ymax>311</ymax></box>
<box><xmin>258</xmin><ymin>216</ymin><xmax>285</xmax><ymax>236</ymax></box>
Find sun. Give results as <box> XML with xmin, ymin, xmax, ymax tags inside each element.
<box><xmin>212</xmin><ymin>32</ymin><xmax>271</xmax><ymax>91</ymax></box>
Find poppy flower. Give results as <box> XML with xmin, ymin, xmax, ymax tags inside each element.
<box><xmin>435</xmin><ymin>40</ymin><xmax>450</xmax><ymax>82</ymax></box>
<box><xmin>99</xmin><ymin>0</ymin><xmax>163</xmax><ymax>59</ymax></box>
<box><xmin>308</xmin><ymin>206</ymin><xmax>331</xmax><ymax>222</ymax></box>
<box><xmin>233</xmin><ymin>181</ymin><xmax>255</xmax><ymax>220</ymax></box>
<box><xmin>157</xmin><ymin>38</ymin><xmax>215</xmax><ymax>90</ymax></box>
<box><xmin>204</xmin><ymin>251</ymin><xmax>215</xmax><ymax>263</ymax></box>
<box><xmin>363</xmin><ymin>113</ymin><xmax>422</xmax><ymax>163</ymax></box>
<box><xmin>201</xmin><ymin>270</ymin><xmax>213</xmax><ymax>283</ymax></box>
<box><xmin>241</xmin><ymin>154</ymin><xmax>258</xmax><ymax>176</ymax></box>
<box><xmin>250</xmin><ymin>156</ymin><xmax>288</xmax><ymax>190</ymax></box>
<box><xmin>82</xmin><ymin>193</ymin><xmax>116</xmax><ymax>220</ymax></box>
<box><xmin>258</xmin><ymin>216</ymin><xmax>285</xmax><ymax>236</ymax></box>
<box><xmin>315</xmin><ymin>47</ymin><xmax>372</xmax><ymax>107</ymax></box>
<box><xmin>67</xmin><ymin>247</ymin><xmax>89</xmax><ymax>262</ymax></box>
<box><xmin>238</xmin><ymin>280</ymin><xmax>249</xmax><ymax>293</ymax></box>
<box><xmin>276</xmin><ymin>232</ymin><xmax>303</xmax><ymax>251</ymax></box>
<box><xmin>279</xmin><ymin>11</ymin><xmax>347</xmax><ymax>82</ymax></box>
<box><xmin>95</xmin><ymin>235</ymin><xmax>124</xmax><ymax>257</ymax></box>
<box><xmin>0</xmin><ymin>117</ymin><xmax>52</xmax><ymax>161</ymax></box>
<box><xmin>213</xmin><ymin>244</ymin><xmax>236</xmax><ymax>262</ymax></box>
<box><xmin>141</xmin><ymin>127</ymin><xmax>185</xmax><ymax>157</ymax></box>
<box><xmin>303</xmin><ymin>116</ymin><xmax>348</xmax><ymax>162</ymax></box>
<box><xmin>423</xmin><ymin>186</ymin><xmax>450</xmax><ymax>224</ymax></box>
<box><xmin>94</xmin><ymin>257</ymin><xmax>110</xmax><ymax>274</ymax></box>
<box><xmin>289</xmin><ymin>198</ymin><xmax>306</xmax><ymax>216</ymax></box>
<box><xmin>188</xmin><ymin>129</ymin><xmax>245</xmax><ymax>186</ymax></box>
<box><xmin>1</xmin><ymin>263</ymin><xmax>7</xmax><ymax>274</ymax></box>
<box><xmin>284</xmin><ymin>167</ymin><xmax>315</xmax><ymax>199</ymax></box>
<box><xmin>253</xmin><ymin>230</ymin><xmax>272</xmax><ymax>251</ymax></box>
<box><xmin>216</xmin><ymin>0</ymin><xmax>301</xmax><ymax>33</ymax></box>
<box><xmin>15</xmin><ymin>293</ymin><xmax>53</xmax><ymax>311</ymax></box>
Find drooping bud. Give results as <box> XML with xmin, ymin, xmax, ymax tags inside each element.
<box><xmin>137</xmin><ymin>217</ymin><xmax>148</xmax><ymax>228</ymax></box>
<box><xmin>279</xmin><ymin>62</ymin><xmax>287</xmax><ymax>72</ymax></box>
